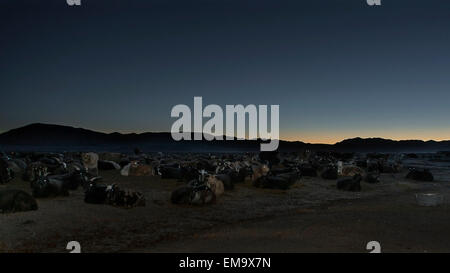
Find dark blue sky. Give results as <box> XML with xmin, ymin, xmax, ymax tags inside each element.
<box><xmin>1</xmin><ymin>0</ymin><xmax>450</xmax><ymax>143</ymax></box>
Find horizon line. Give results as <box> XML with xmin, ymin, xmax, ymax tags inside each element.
<box><xmin>1</xmin><ymin>122</ymin><xmax>449</xmax><ymax>145</ymax></box>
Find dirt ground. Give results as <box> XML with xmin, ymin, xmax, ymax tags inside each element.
<box><xmin>146</xmin><ymin>193</ymin><xmax>450</xmax><ymax>253</ymax></box>
<box><xmin>1</xmin><ymin>157</ymin><xmax>449</xmax><ymax>253</ymax></box>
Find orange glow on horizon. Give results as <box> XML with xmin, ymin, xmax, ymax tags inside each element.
<box><xmin>98</xmin><ymin>128</ymin><xmax>450</xmax><ymax>144</ymax></box>
<box><xmin>3</xmin><ymin>123</ymin><xmax>448</xmax><ymax>145</ymax></box>
<box><xmin>280</xmin><ymin>129</ymin><xmax>450</xmax><ymax>144</ymax></box>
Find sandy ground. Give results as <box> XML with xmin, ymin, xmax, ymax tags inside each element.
<box><xmin>1</xmin><ymin>157</ymin><xmax>449</xmax><ymax>253</ymax></box>
<box><xmin>146</xmin><ymin>193</ymin><xmax>450</xmax><ymax>253</ymax></box>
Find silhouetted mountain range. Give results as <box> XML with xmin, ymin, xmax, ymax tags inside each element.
<box><xmin>1</xmin><ymin>123</ymin><xmax>449</xmax><ymax>153</ymax></box>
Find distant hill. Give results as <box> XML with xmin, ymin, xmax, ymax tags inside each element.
<box><xmin>0</xmin><ymin>123</ymin><xmax>449</xmax><ymax>153</ymax></box>
<box><xmin>333</xmin><ymin>137</ymin><xmax>450</xmax><ymax>153</ymax></box>
<box><xmin>0</xmin><ymin>123</ymin><xmax>263</xmax><ymax>152</ymax></box>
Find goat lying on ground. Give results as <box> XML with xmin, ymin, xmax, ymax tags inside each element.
<box><xmin>253</xmin><ymin>170</ymin><xmax>299</xmax><ymax>190</ymax></box>
<box><xmin>84</xmin><ymin>183</ymin><xmax>145</xmax><ymax>208</ymax></box>
<box><xmin>121</xmin><ymin>161</ymin><xmax>155</xmax><ymax>176</ymax></box>
<box><xmin>171</xmin><ymin>182</ymin><xmax>216</xmax><ymax>205</ymax></box>
<box><xmin>0</xmin><ymin>190</ymin><xmax>38</xmax><ymax>213</ymax></box>
<box><xmin>406</xmin><ymin>168</ymin><xmax>434</xmax><ymax>182</ymax></box>
<box><xmin>171</xmin><ymin>170</ymin><xmax>217</xmax><ymax>205</ymax></box>
<box><xmin>299</xmin><ymin>163</ymin><xmax>317</xmax><ymax>177</ymax></box>
<box><xmin>0</xmin><ymin>158</ymin><xmax>14</xmax><ymax>184</ymax></box>
<box><xmin>82</xmin><ymin>152</ymin><xmax>99</xmax><ymax>176</ymax></box>
<box><xmin>31</xmin><ymin>175</ymin><xmax>70</xmax><ymax>198</ymax></box>
<box><xmin>320</xmin><ymin>165</ymin><xmax>338</xmax><ymax>180</ymax></box>
<box><xmin>365</xmin><ymin>172</ymin><xmax>380</xmax><ymax>183</ymax></box>
<box><xmin>337</xmin><ymin>174</ymin><xmax>362</xmax><ymax>192</ymax></box>
<box><xmin>206</xmin><ymin>175</ymin><xmax>225</xmax><ymax>197</ymax></box>
<box><xmin>98</xmin><ymin>160</ymin><xmax>121</xmax><ymax>171</ymax></box>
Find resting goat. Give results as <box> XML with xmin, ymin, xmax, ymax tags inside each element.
<box><xmin>337</xmin><ymin>174</ymin><xmax>362</xmax><ymax>192</ymax></box>
<box><xmin>171</xmin><ymin>171</ymin><xmax>216</xmax><ymax>205</ymax></box>
<box><xmin>406</xmin><ymin>168</ymin><xmax>434</xmax><ymax>182</ymax></box>
<box><xmin>0</xmin><ymin>190</ymin><xmax>38</xmax><ymax>213</ymax></box>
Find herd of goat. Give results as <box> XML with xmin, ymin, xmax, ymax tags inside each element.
<box><xmin>0</xmin><ymin>150</ymin><xmax>435</xmax><ymax>214</ymax></box>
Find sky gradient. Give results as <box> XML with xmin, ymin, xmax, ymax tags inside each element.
<box><xmin>1</xmin><ymin>0</ymin><xmax>450</xmax><ymax>144</ymax></box>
